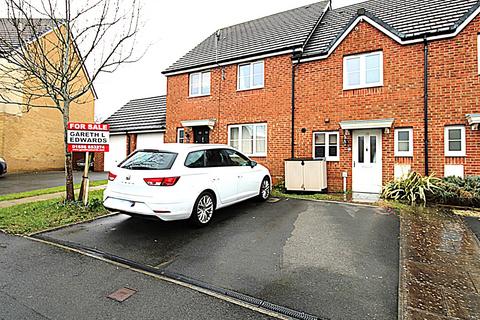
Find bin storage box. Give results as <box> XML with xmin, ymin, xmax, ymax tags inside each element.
<box><xmin>284</xmin><ymin>158</ymin><xmax>327</xmax><ymax>192</ymax></box>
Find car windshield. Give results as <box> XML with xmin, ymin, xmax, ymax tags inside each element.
<box><xmin>120</xmin><ymin>150</ymin><xmax>177</xmax><ymax>170</ymax></box>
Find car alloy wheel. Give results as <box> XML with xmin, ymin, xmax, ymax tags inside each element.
<box><xmin>260</xmin><ymin>178</ymin><xmax>270</xmax><ymax>200</ymax></box>
<box><xmin>196</xmin><ymin>194</ymin><xmax>214</xmax><ymax>224</ymax></box>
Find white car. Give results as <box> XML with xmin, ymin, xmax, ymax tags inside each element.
<box><xmin>103</xmin><ymin>144</ymin><xmax>272</xmax><ymax>226</ymax></box>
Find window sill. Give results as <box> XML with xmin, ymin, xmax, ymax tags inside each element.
<box><xmin>445</xmin><ymin>154</ymin><xmax>466</xmax><ymax>158</ymax></box>
<box><xmin>237</xmin><ymin>86</ymin><xmax>264</xmax><ymax>92</ymax></box>
<box><xmin>395</xmin><ymin>154</ymin><xmax>413</xmax><ymax>158</ymax></box>
<box><xmin>313</xmin><ymin>157</ymin><xmax>339</xmax><ymax>162</ymax></box>
<box><xmin>343</xmin><ymin>83</ymin><xmax>383</xmax><ymax>91</ymax></box>
<box><xmin>188</xmin><ymin>94</ymin><xmax>211</xmax><ymax>99</ymax></box>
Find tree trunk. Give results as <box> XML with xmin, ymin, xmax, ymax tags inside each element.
<box><xmin>62</xmin><ymin>101</ymin><xmax>75</xmax><ymax>202</ymax></box>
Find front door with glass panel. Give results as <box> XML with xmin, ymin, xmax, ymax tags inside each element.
<box><xmin>193</xmin><ymin>126</ymin><xmax>210</xmax><ymax>144</ymax></box>
<box><xmin>352</xmin><ymin>129</ymin><xmax>382</xmax><ymax>194</ymax></box>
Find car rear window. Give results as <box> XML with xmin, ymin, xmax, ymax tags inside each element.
<box><xmin>119</xmin><ymin>150</ymin><xmax>177</xmax><ymax>170</ymax></box>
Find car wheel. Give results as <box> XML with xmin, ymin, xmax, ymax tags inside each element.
<box><xmin>258</xmin><ymin>177</ymin><xmax>271</xmax><ymax>201</ymax></box>
<box><xmin>190</xmin><ymin>192</ymin><xmax>215</xmax><ymax>226</ymax></box>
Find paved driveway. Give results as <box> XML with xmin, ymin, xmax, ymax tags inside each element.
<box><xmin>0</xmin><ymin>171</ymin><xmax>107</xmax><ymax>195</ymax></box>
<box><xmin>41</xmin><ymin>199</ymin><xmax>399</xmax><ymax>320</ymax></box>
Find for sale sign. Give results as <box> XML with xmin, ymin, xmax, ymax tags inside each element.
<box><xmin>67</xmin><ymin>122</ymin><xmax>110</xmax><ymax>152</ymax></box>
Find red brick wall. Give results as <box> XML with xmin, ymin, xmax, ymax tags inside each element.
<box><xmin>166</xmin><ymin>55</ymin><xmax>294</xmax><ymax>181</ymax></box>
<box><xmin>165</xmin><ymin>17</ymin><xmax>480</xmax><ymax>192</ymax></box>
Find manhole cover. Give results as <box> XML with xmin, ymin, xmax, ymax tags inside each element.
<box><xmin>108</xmin><ymin>287</ymin><xmax>137</xmax><ymax>302</ymax></box>
<box><xmin>267</xmin><ymin>197</ymin><xmax>281</xmax><ymax>203</ymax></box>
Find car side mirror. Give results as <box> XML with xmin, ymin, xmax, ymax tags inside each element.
<box><xmin>250</xmin><ymin>160</ymin><xmax>257</xmax><ymax>168</ymax></box>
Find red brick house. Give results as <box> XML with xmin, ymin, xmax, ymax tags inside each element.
<box><xmin>162</xmin><ymin>0</ymin><xmax>480</xmax><ymax>196</ymax></box>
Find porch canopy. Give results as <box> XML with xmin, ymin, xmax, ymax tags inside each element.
<box><xmin>339</xmin><ymin>118</ymin><xmax>394</xmax><ymax>130</ymax></box>
<box><xmin>466</xmin><ymin>114</ymin><xmax>480</xmax><ymax>129</ymax></box>
<box><xmin>181</xmin><ymin>119</ymin><xmax>216</xmax><ymax>129</ymax></box>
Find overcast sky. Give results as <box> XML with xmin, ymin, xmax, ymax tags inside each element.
<box><xmin>93</xmin><ymin>0</ymin><xmax>366</xmax><ymax>121</ymax></box>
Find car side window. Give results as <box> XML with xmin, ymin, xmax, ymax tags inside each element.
<box><xmin>185</xmin><ymin>150</ymin><xmax>206</xmax><ymax>168</ymax></box>
<box><xmin>223</xmin><ymin>149</ymin><xmax>250</xmax><ymax>167</ymax></box>
<box><xmin>205</xmin><ymin>149</ymin><xmax>228</xmax><ymax>167</ymax></box>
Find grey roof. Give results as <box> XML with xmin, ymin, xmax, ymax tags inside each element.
<box><xmin>103</xmin><ymin>96</ymin><xmax>166</xmax><ymax>133</ymax></box>
<box><xmin>0</xmin><ymin>18</ymin><xmax>58</xmax><ymax>55</ymax></box>
<box><xmin>163</xmin><ymin>0</ymin><xmax>480</xmax><ymax>74</ymax></box>
<box><xmin>303</xmin><ymin>0</ymin><xmax>480</xmax><ymax>58</ymax></box>
<box><xmin>163</xmin><ymin>1</ymin><xmax>329</xmax><ymax>74</ymax></box>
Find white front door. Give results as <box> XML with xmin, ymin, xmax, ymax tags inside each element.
<box><xmin>352</xmin><ymin>129</ymin><xmax>382</xmax><ymax>194</ymax></box>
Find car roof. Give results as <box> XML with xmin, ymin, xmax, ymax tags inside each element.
<box><xmin>138</xmin><ymin>143</ymin><xmax>233</xmax><ymax>153</ymax></box>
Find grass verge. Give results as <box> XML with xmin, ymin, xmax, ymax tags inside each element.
<box><xmin>0</xmin><ymin>180</ymin><xmax>108</xmax><ymax>202</ymax></box>
<box><xmin>0</xmin><ymin>189</ymin><xmax>109</xmax><ymax>235</ymax></box>
<box><xmin>272</xmin><ymin>187</ymin><xmax>347</xmax><ymax>202</ymax></box>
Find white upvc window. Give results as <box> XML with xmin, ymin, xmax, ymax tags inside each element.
<box><xmin>343</xmin><ymin>51</ymin><xmax>383</xmax><ymax>90</ymax></box>
<box><xmin>177</xmin><ymin>128</ymin><xmax>185</xmax><ymax>143</ymax></box>
<box><xmin>189</xmin><ymin>71</ymin><xmax>210</xmax><ymax>97</ymax></box>
<box><xmin>313</xmin><ymin>132</ymin><xmax>339</xmax><ymax>161</ymax></box>
<box><xmin>394</xmin><ymin>128</ymin><xmax>413</xmax><ymax>157</ymax></box>
<box><xmin>445</xmin><ymin>125</ymin><xmax>466</xmax><ymax>157</ymax></box>
<box><xmin>237</xmin><ymin>61</ymin><xmax>264</xmax><ymax>91</ymax></box>
<box><xmin>228</xmin><ymin>123</ymin><xmax>267</xmax><ymax>156</ymax></box>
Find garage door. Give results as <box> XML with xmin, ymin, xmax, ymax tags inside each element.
<box><xmin>136</xmin><ymin>132</ymin><xmax>164</xmax><ymax>150</ymax></box>
<box><xmin>104</xmin><ymin>135</ymin><xmax>127</xmax><ymax>172</ymax></box>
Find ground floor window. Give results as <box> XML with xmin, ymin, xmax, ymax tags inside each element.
<box><xmin>444</xmin><ymin>125</ymin><xmax>466</xmax><ymax>157</ymax></box>
<box><xmin>228</xmin><ymin>123</ymin><xmax>267</xmax><ymax>156</ymax></box>
<box><xmin>394</xmin><ymin>128</ymin><xmax>413</xmax><ymax>157</ymax></box>
<box><xmin>313</xmin><ymin>131</ymin><xmax>339</xmax><ymax>161</ymax></box>
<box><xmin>177</xmin><ymin>128</ymin><xmax>185</xmax><ymax>143</ymax></box>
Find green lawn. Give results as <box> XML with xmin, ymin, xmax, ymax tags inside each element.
<box><xmin>0</xmin><ymin>180</ymin><xmax>108</xmax><ymax>202</ymax></box>
<box><xmin>0</xmin><ymin>189</ymin><xmax>109</xmax><ymax>235</ymax></box>
<box><xmin>272</xmin><ymin>187</ymin><xmax>347</xmax><ymax>202</ymax></box>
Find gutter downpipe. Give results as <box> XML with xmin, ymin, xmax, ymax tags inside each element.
<box><xmin>291</xmin><ymin>59</ymin><xmax>298</xmax><ymax>159</ymax></box>
<box><xmin>423</xmin><ymin>36</ymin><xmax>429</xmax><ymax>176</ymax></box>
<box><xmin>291</xmin><ymin>2</ymin><xmax>330</xmax><ymax>159</ymax></box>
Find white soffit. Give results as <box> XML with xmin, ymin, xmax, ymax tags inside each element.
<box><xmin>340</xmin><ymin>118</ymin><xmax>394</xmax><ymax>130</ymax></box>
<box><xmin>181</xmin><ymin>119</ymin><xmax>217</xmax><ymax>129</ymax></box>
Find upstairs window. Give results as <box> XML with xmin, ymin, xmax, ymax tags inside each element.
<box><xmin>238</xmin><ymin>61</ymin><xmax>264</xmax><ymax>91</ymax></box>
<box><xmin>313</xmin><ymin>132</ymin><xmax>339</xmax><ymax>161</ymax></box>
<box><xmin>394</xmin><ymin>128</ymin><xmax>413</xmax><ymax>157</ymax></box>
<box><xmin>189</xmin><ymin>71</ymin><xmax>210</xmax><ymax>97</ymax></box>
<box><xmin>228</xmin><ymin>123</ymin><xmax>267</xmax><ymax>156</ymax></box>
<box><xmin>343</xmin><ymin>51</ymin><xmax>383</xmax><ymax>90</ymax></box>
<box><xmin>445</xmin><ymin>126</ymin><xmax>466</xmax><ymax>157</ymax></box>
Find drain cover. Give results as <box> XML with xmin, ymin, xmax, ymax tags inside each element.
<box><xmin>267</xmin><ymin>197</ymin><xmax>281</xmax><ymax>203</ymax></box>
<box><xmin>108</xmin><ymin>287</ymin><xmax>137</xmax><ymax>302</ymax></box>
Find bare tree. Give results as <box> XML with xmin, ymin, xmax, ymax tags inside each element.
<box><xmin>0</xmin><ymin>0</ymin><xmax>141</xmax><ymax>201</ymax></box>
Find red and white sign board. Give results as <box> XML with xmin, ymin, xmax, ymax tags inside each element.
<box><xmin>67</xmin><ymin>122</ymin><xmax>110</xmax><ymax>152</ymax></box>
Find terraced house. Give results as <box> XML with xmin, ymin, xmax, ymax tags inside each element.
<box><xmin>162</xmin><ymin>0</ymin><xmax>480</xmax><ymax>195</ymax></box>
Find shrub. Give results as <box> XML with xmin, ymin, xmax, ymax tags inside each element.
<box><xmin>382</xmin><ymin>172</ymin><xmax>442</xmax><ymax>205</ymax></box>
<box><xmin>433</xmin><ymin>176</ymin><xmax>480</xmax><ymax>207</ymax></box>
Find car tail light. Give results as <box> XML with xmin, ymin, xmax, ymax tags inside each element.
<box><xmin>143</xmin><ymin>177</ymin><xmax>180</xmax><ymax>187</ymax></box>
<box><xmin>108</xmin><ymin>172</ymin><xmax>117</xmax><ymax>181</ymax></box>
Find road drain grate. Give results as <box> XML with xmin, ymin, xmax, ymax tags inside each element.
<box><xmin>33</xmin><ymin>234</ymin><xmax>329</xmax><ymax>320</ymax></box>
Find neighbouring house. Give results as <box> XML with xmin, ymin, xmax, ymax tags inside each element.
<box><xmin>0</xmin><ymin>19</ymin><xmax>95</xmax><ymax>173</ymax></box>
<box><xmin>95</xmin><ymin>96</ymin><xmax>166</xmax><ymax>172</ymax></box>
<box><xmin>162</xmin><ymin>0</ymin><xmax>480</xmax><ymax>195</ymax></box>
